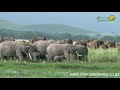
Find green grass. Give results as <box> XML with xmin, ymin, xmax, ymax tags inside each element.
<box><xmin>0</xmin><ymin>61</ymin><xmax>120</xmax><ymax>78</ymax></box>
<box><xmin>0</xmin><ymin>48</ymin><xmax>120</xmax><ymax>78</ymax></box>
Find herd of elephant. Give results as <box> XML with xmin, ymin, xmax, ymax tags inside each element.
<box><xmin>0</xmin><ymin>36</ymin><xmax>120</xmax><ymax>63</ymax></box>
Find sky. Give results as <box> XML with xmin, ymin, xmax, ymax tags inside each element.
<box><xmin>0</xmin><ymin>12</ymin><xmax>119</xmax><ymax>33</ymax></box>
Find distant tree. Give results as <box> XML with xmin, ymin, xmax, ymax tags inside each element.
<box><xmin>90</xmin><ymin>37</ymin><xmax>98</xmax><ymax>40</ymax></box>
<box><xmin>101</xmin><ymin>36</ymin><xmax>115</xmax><ymax>41</ymax></box>
<box><xmin>115</xmin><ymin>36</ymin><xmax>120</xmax><ymax>42</ymax></box>
<box><xmin>96</xmin><ymin>34</ymin><xmax>102</xmax><ymax>39</ymax></box>
<box><xmin>60</xmin><ymin>33</ymin><xmax>73</xmax><ymax>39</ymax></box>
<box><xmin>73</xmin><ymin>35</ymin><xmax>90</xmax><ymax>40</ymax></box>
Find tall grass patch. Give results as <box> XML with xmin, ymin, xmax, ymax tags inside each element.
<box><xmin>88</xmin><ymin>48</ymin><xmax>120</xmax><ymax>62</ymax></box>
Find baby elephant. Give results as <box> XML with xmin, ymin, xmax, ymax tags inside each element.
<box><xmin>53</xmin><ymin>55</ymin><xmax>66</xmax><ymax>62</ymax></box>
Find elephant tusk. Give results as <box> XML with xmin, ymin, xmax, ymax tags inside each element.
<box><xmin>77</xmin><ymin>53</ymin><xmax>83</xmax><ymax>56</ymax></box>
<box><xmin>76</xmin><ymin>51</ymin><xmax>83</xmax><ymax>56</ymax></box>
<box><xmin>29</xmin><ymin>53</ymin><xmax>32</xmax><ymax>60</ymax></box>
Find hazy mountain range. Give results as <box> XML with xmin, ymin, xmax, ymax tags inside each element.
<box><xmin>0</xmin><ymin>19</ymin><xmax>98</xmax><ymax>35</ymax></box>
<box><xmin>0</xmin><ymin>12</ymin><xmax>119</xmax><ymax>35</ymax></box>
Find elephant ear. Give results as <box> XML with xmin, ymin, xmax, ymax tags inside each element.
<box><xmin>66</xmin><ymin>45</ymin><xmax>71</xmax><ymax>53</ymax></box>
<box><xmin>66</xmin><ymin>45</ymin><xmax>77</xmax><ymax>54</ymax></box>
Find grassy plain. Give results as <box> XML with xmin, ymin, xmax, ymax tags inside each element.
<box><xmin>0</xmin><ymin>48</ymin><xmax>120</xmax><ymax>78</ymax></box>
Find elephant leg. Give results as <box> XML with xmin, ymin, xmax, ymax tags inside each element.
<box><xmin>1</xmin><ymin>56</ymin><xmax>4</xmax><ymax>61</ymax></box>
<box><xmin>9</xmin><ymin>57</ymin><xmax>13</xmax><ymax>60</ymax></box>
<box><xmin>4</xmin><ymin>56</ymin><xmax>8</xmax><ymax>61</ymax></box>
<box><xmin>73</xmin><ymin>54</ymin><xmax>77</xmax><ymax>62</ymax></box>
<box><xmin>0</xmin><ymin>52</ymin><xmax>3</xmax><ymax>61</ymax></box>
<box><xmin>85</xmin><ymin>55</ymin><xmax>88</xmax><ymax>62</ymax></box>
<box><xmin>76</xmin><ymin>56</ymin><xmax>80</xmax><ymax>62</ymax></box>
<box><xmin>16</xmin><ymin>50</ymin><xmax>25</xmax><ymax>62</ymax></box>
<box><xmin>64</xmin><ymin>51</ymin><xmax>70</xmax><ymax>62</ymax></box>
<box><xmin>70</xmin><ymin>53</ymin><xmax>73</xmax><ymax>61</ymax></box>
<box><xmin>33</xmin><ymin>52</ymin><xmax>40</xmax><ymax>61</ymax></box>
<box><xmin>40</xmin><ymin>55</ymin><xmax>46</xmax><ymax>62</ymax></box>
<box><xmin>18</xmin><ymin>55</ymin><xmax>23</xmax><ymax>61</ymax></box>
<box><xmin>47</xmin><ymin>53</ymin><xmax>54</xmax><ymax>63</ymax></box>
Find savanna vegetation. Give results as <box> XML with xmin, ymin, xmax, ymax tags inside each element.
<box><xmin>0</xmin><ymin>20</ymin><xmax>120</xmax><ymax>78</ymax></box>
<box><xmin>0</xmin><ymin>48</ymin><xmax>120</xmax><ymax>78</ymax></box>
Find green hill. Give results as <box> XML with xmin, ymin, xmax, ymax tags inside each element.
<box><xmin>0</xmin><ymin>19</ymin><xmax>97</xmax><ymax>35</ymax></box>
<box><xmin>0</xmin><ymin>19</ymin><xmax>23</xmax><ymax>30</ymax></box>
<box><xmin>23</xmin><ymin>24</ymin><xmax>97</xmax><ymax>35</ymax></box>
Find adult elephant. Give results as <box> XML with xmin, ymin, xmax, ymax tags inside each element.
<box><xmin>47</xmin><ymin>44</ymin><xmax>80</xmax><ymax>62</ymax></box>
<box><xmin>0</xmin><ymin>36</ymin><xmax>4</xmax><ymax>43</ymax></box>
<box><xmin>32</xmin><ymin>40</ymin><xmax>52</xmax><ymax>60</ymax></box>
<box><xmin>116</xmin><ymin>43</ymin><xmax>120</xmax><ymax>52</ymax></box>
<box><xmin>56</xmin><ymin>39</ymin><xmax>73</xmax><ymax>44</ymax></box>
<box><xmin>116</xmin><ymin>42</ymin><xmax>120</xmax><ymax>48</ymax></box>
<box><xmin>3</xmin><ymin>37</ymin><xmax>15</xmax><ymax>41</ymax></box>
<box><xmin>0</xmin><ymin>36</ymin><xmax>15</xmax><ymax>43</ymax></box>
<box><xmin>88</xmin><ymin>40</ymin><xmax>104</xmax><ymax>49</ymax></box>
<box><xmin>73</xmin><ymin>40</ymin><xmax>87</xmax><ymax>46</ymax></box>
<box><xmin>46</xmin><ymin>39</ymin><xmax>56</xmax><ymax>43</ymax></box>
<box><xmin>29</xmin><ymin>37</ymin><xmax>46</xmax><ymax>44</ymax></box>
<box><xmin>106</xmin><ymin>40</ymin><xmax>116</xmax><ymax>48</ymax></box>
<box><xmin>0</xmin><ymin>41</ymin><xmax>40</xmax><ymax>62</ymax></box>
<box><xmin>75</xmin><ymin>44</ymin><xmax>88</xmax><ymax>62</ymax></box>
<box><xmin>99</xmin><ymin>44</ymin><xmax>108</xmax><ymax>49</ymax></box>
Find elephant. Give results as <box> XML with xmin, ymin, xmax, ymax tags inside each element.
<box><xmin>29</xmin><ymin>37</ymin><xmax>46</xmax><ymax>44</ymax></box>
<box><xmin>99</xmin><ymin>44</ymin><xmax>108</xmax><ymax>49</ymax></box>
<box><xmin>36</xmin><ymin>37</ymin><xmax>46</xmax><ymax>40</ymax></box>
<box><xmin>0</xmin><ymin>36</ymin><xmax>4</xmax><ymax>43</ymax></box>
<box><xmin>3</xmin><ymin>37</ymin><xmax>15</xmax><ymax>41</ymax></box>
<box><xmin>116</xmin><ymin>43</ymin><xmax>120</xmax><ymax>52</ymax></box>
<box><xmin>116</xmin><ymin>42</ymin><xmax>120</xmax><ymax>48</ymax></box>
<box><xmin>87</xmin><ymin>40</ymin><xmax>104</xmax><ymax>49</ymax></box>
<box><xmin>63</xmin><ymin>39</ymin><xmax>73</xmax><ymax>44</ymax></box>
<box><xmin>47</xmin><ymin>44</ymin><xmax>79</xmax><ymax>62</ymax></box>
<box><xmin>55</xmin><ymin>39</ymin><xmax>73</xmax><ymax>44</ymax></box>
<box><xmin>21</xmin><ymin>44</ymin><xmax>41</xmax><ymax>61</ymax></box>
<box><xmin>53</xmin><ymin>55</ymin><xmax>66</xmax><ymax>62</ymax></box>
<box><xmin>0</xmin><ymin>41</ymin><xmax>40</xmax><ymax>62</ymax></box>
<box><xmin>46</xmin><ymin>39</ymin><xmax>56</xmax><ymax>44</ymax></box>
<box><xmin>73</xmin><ymin>40</ymin><xmax>87</xmax><ymax>46</ymax></box>
<box><xmin>32</xmin><ymin>40</ymin><xmax>52</xmax><ymax>61</ymax></box>
<box><xmin>106</xmin><ymin>40</ymin><xmax>116</xmax><ymax>48</ymax></box>
<box><xmin>73</xmin><ymin>41</ymin><xmax>77</xmax><ymax>46</ymax></box>
<box><xmin>0</xmin><ymin>36</ymin><xmax>15</xmax><ymax>43</ymax></box>
<box><xmin>75</xmin><ymin>45</ymin><xmax>88</xmax><ymax>62</ymax></box>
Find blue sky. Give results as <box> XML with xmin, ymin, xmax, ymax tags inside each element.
<box><xmin>0</xmin><ymin>12</ymin><xmax>119</xmax><ymax>33</ymax></box>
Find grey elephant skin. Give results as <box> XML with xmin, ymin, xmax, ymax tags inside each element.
<box><xmin>53</xmin><ymin>55</ymin><xmax>66</xmax><ymax>62</ymax></box>
<box><xmin>75</xmin><ymin>45</ymin><xmax>88</xmax><ymax>62</ymax></box>
<box><xmin>0</xmin><ymin>41</ymin><xmax>40</xmax><ymax>61</ymax></box>
<box><xmin>32</xmin><ymin>40</ymin><xmax>54</xmax><ymax>60</ymax></box>
<box><xmin>47</xmin><ymin>44</ymin><xmax>77</xmax><ymax>62</ymax></box>
<box><xmin>87</xmin><ymin>40</ymin><xmax>104</xmax><ymax>49</ymax></box>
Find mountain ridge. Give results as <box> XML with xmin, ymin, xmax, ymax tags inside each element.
<box><xmin>0</xmin><ymin>19</ymin><xmax>98</xmax><ymax>35</ymax></box>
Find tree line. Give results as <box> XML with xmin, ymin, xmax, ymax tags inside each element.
<box><xmin>0</xmin><ymin>28</ymin><xmax>120</xmax><ymax>42</ymax></box>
